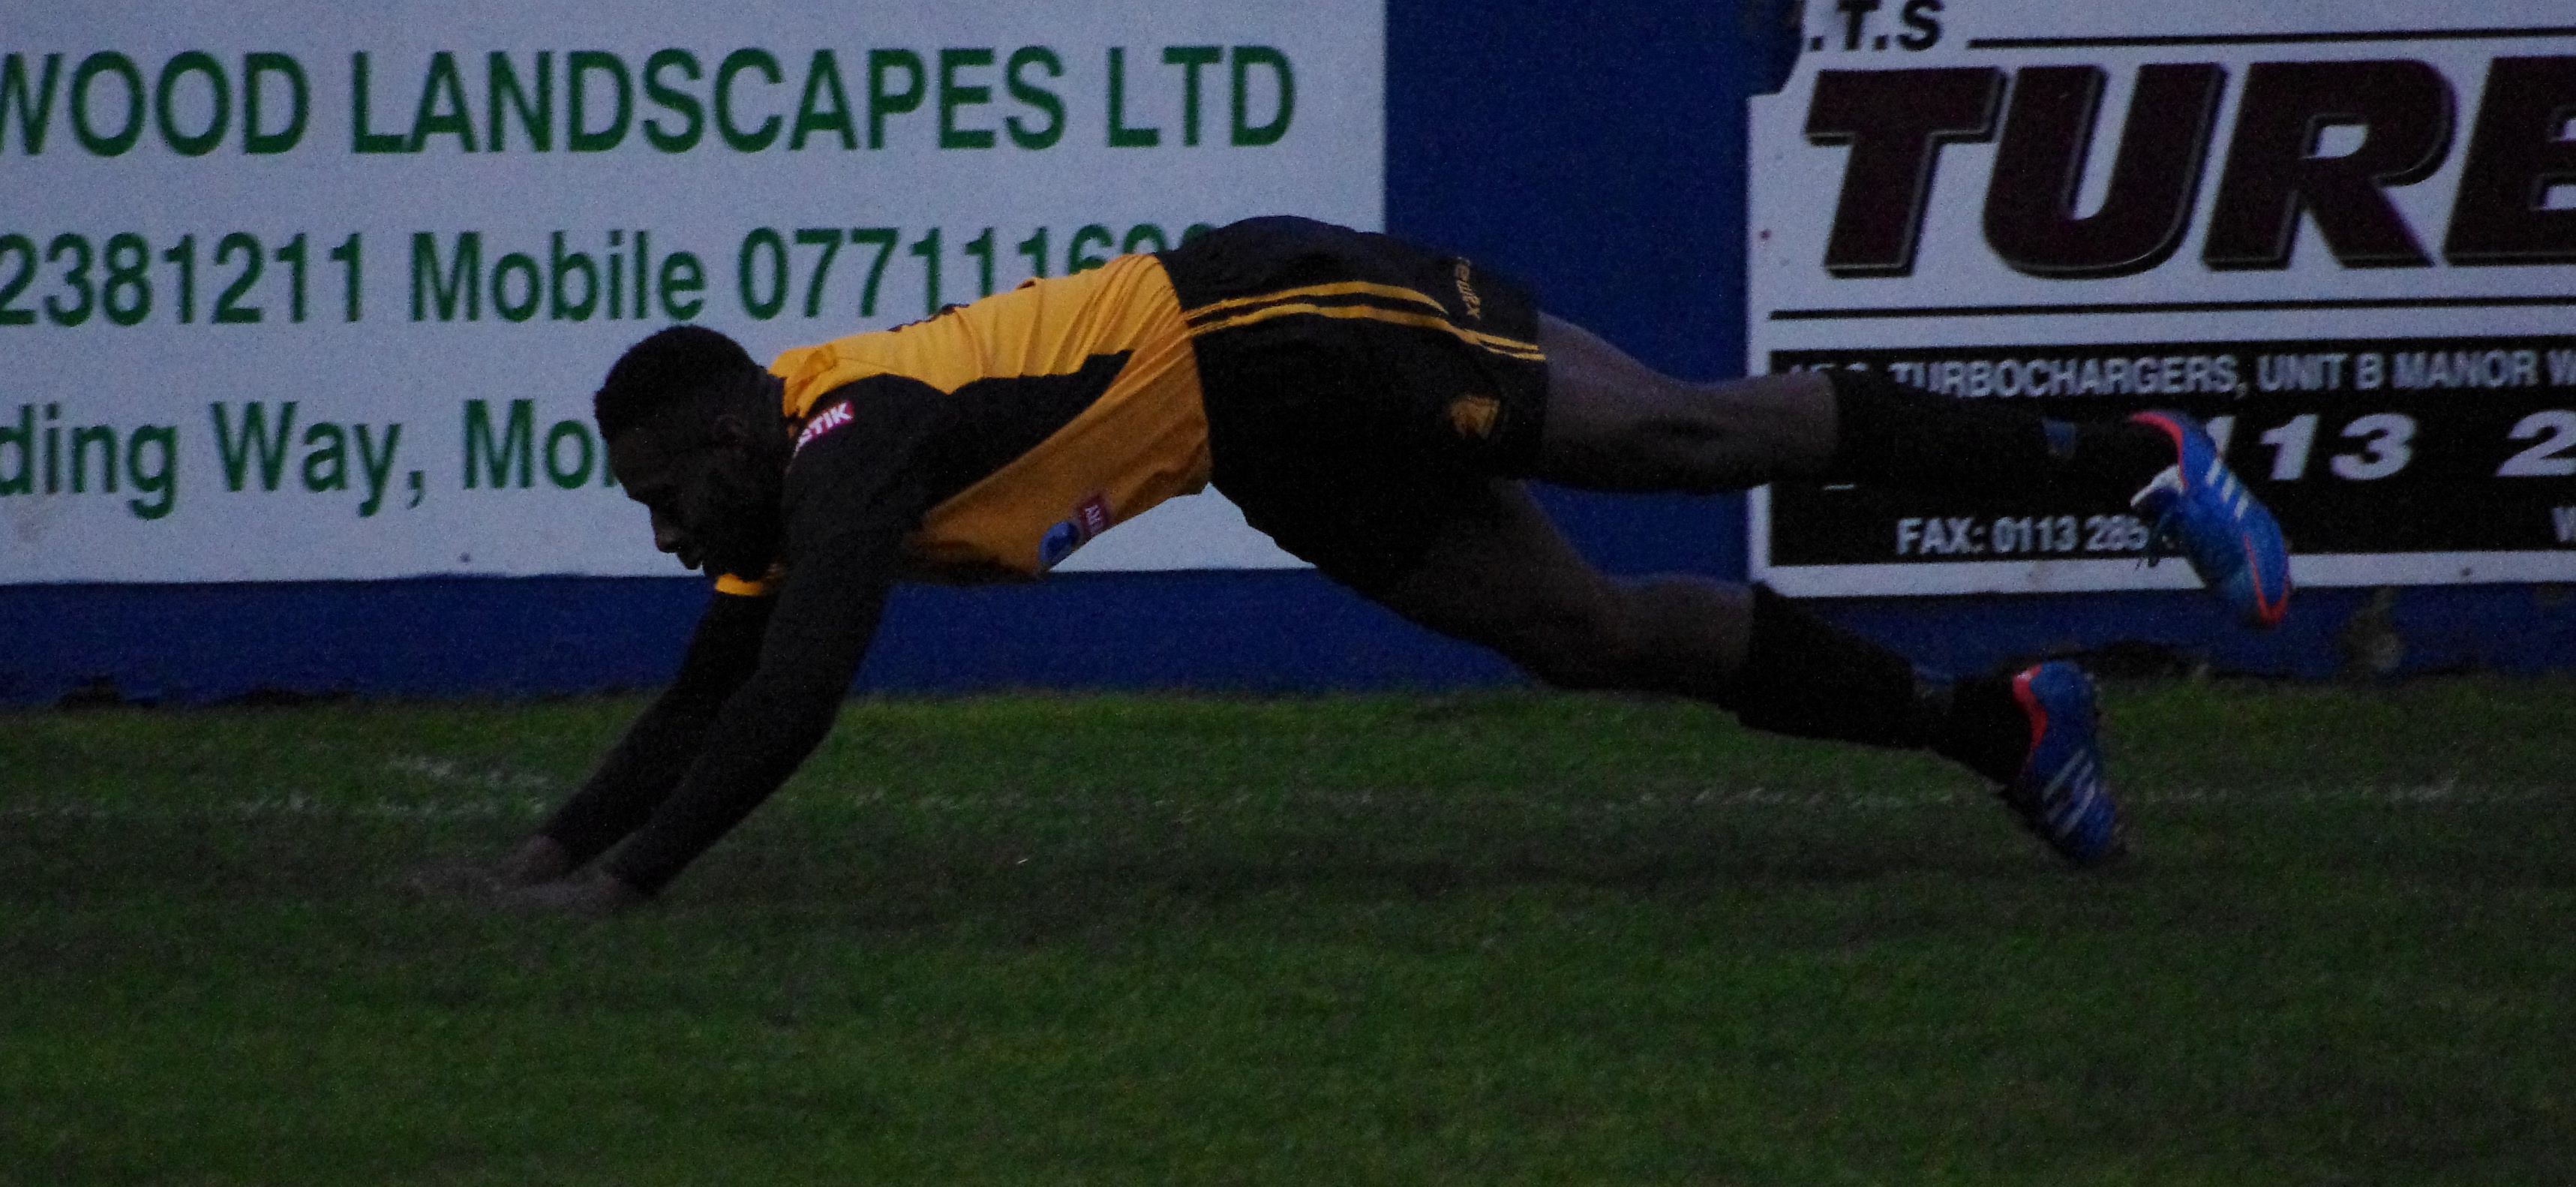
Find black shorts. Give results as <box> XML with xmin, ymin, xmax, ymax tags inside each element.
<box><xmin>1158</xmin><ymin>217</ymin><xmax>1553</xmax><ymax>593</ymax></box>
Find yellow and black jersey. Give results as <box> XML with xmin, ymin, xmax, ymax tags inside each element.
<box><xmin>716</xmin><ymin>251</ymin><xmax>1206</xmax><ymax>597</ymax></box>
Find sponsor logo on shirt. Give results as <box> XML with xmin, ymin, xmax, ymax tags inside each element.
<box><xmin>1037</xmin><ymin>492</ymin><xmax>1115</xmax><ymax>570</ymax></box>
<box><xmin>793</xmin><ymin>401</ymin><xmax>854</xmax><ymax>455</ymax></box>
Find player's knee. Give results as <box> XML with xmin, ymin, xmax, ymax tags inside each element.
<box><xmin>1492</xmin><ymin>596</ymin><xmax>1644</xmax><ymax>691</ymax></box>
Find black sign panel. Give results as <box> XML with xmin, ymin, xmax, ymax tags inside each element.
<box><xmin>1769</xmin><ymin>335</ymin><xmax>2576</xmax><ymax>569</ymax></box>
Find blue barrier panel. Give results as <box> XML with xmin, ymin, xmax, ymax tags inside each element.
<box><xmin>0</xmin><ymin>572</ymin><xmax>1515</xmax><ymax>705</ymax></box>
<box><xmin>13</xmin><ymin>573</ymin><xmax>2571</xmax><ymax>708</ymax></box>
<box><xmin>1825</xmin><ymin>584</ymin><xmax>2576</xmax><ymax>682</ymax></box>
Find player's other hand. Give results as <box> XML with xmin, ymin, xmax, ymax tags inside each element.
<box><xmin>494</xmin><ymin>872</ymin><xmax>650</xmax><ymax>918</ymax></box>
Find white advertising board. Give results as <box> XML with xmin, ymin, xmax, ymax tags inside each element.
<box><xmin>1749</xmin><ymin>0</ymin><xmax>2576</xmax><ymax>596</ymax></box>
<box><xmin>0</xmin><ymin>1</ymin><xmax>1382</xmax><ymax>583</ymax></box>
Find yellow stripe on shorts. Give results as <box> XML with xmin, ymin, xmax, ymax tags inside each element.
<box><xmin>1181</xmin><ymin>281</ymin><xmax>1452</xmax><ymax>325</ymax></box>
<box><xmin>1187</xmin><ymin>296</ymin><xmax>1546</xmax><ymax>362</ymax></box>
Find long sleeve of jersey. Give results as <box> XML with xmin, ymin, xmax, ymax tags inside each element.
<box><xmin>601</xmin><ymin>378</ymin><xmax>949</xmax><ymax>895</ymax></box>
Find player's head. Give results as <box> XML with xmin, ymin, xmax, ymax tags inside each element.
<box><xmin>596</xmin><ymin>326</ymin><xmax>784</xmax><ymax>581</ymax></box>
<box><xmin>594</xmin><ymin>325</ymin><xmax>761</xmax><ymax>443</ymax></box>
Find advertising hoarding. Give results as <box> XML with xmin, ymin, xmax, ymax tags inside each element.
<box><xmin>1749</xmin><ymin>1</ymin><xmax>2576</xmax><ymax>595</ymax></box>
<box><xmin>1</xmin><ymin>1</ymin><xmax>1382</xmax><ymax>583</ymax></box>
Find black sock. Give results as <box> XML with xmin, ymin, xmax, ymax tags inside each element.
<box><xmin>1929</xmin><ymin>673</ymin><xmax>2031</xmax><ymax>785</ymax></box>
<box><xmin>1821</xmin><ymin>367</ymin><xmax>2173</xmax><ymax>502</ymax></box>
<box><xmin>1719</xmin><ymin>584</ymin><xmax>1942</xmax><ymax>749</ymax></box>
<box><xmin>1719</xmin><ymin>586</ymin><xmax>2036</xmax><ymax>784</ymax></box>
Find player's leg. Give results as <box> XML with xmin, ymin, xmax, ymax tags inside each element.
<box><xmin>1526</xmin><ymin>314</ymin><xmax>1841</xmax><ymax>491</ymax></box>
<box><xmin>1335</xmin><ymin>478</ymin><xmax>2124</xmax><ymax>866</ymax></box>
<box><xmin>1532</xmin><ymin>312</ymin><xmax>2172</xmax><ymax>497</ymax></box>
<box><xmin>1531</xmin><ymin>313</ymin><xmax>2290</xmax><ymax>627</ymax></box>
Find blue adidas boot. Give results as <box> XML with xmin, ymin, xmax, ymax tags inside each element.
<box><xmin>2129</xmin><ymin>410</ymin><xmax>2292</xmax><ymax>629</ymax></box>
<box><xmin>2004</xmin><ymin>661</ymin><xmax>2125</xmax><ymax>867</ymax></box>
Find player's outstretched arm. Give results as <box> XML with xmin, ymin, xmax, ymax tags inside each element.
<box><xmin>406</xmin><ymin>591</ymin><xmax>772</xmax><ymax>906</ymax></box>
<box><xmin>498</xmin><ymin>516</ymin><xmax>911</xmax><ymax>915</ymax></box>
<box><xmin>532</xmin><ymin>592</ymin><xmax>776</xmax><ymax>864</ymax></box>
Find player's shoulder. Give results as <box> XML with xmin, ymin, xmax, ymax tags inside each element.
<box><xmin>776</xmin><ymin>376</ymin><xmax>952</xmax><ymax>551</ymax></box>
<box><xmin>787</xmin><ymin>373</ymin><xmax>946</xmax><ymax>469</ymax></box>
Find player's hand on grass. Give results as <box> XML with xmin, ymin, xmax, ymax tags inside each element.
<box><xmin>494</xmin><ymin>871</ymin><xmax>650</xmax><ymax>918</ymax></box>
<box><xmin>404</xmin><ymin>835</ymin><xmax>577</xmax><ymax>901</ymax></box>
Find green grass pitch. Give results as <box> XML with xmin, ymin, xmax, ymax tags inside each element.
<box><xmin>3</xmin><ymin>678</ymin><xmax>2571</xmax><ymax>1184</ymax></box>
